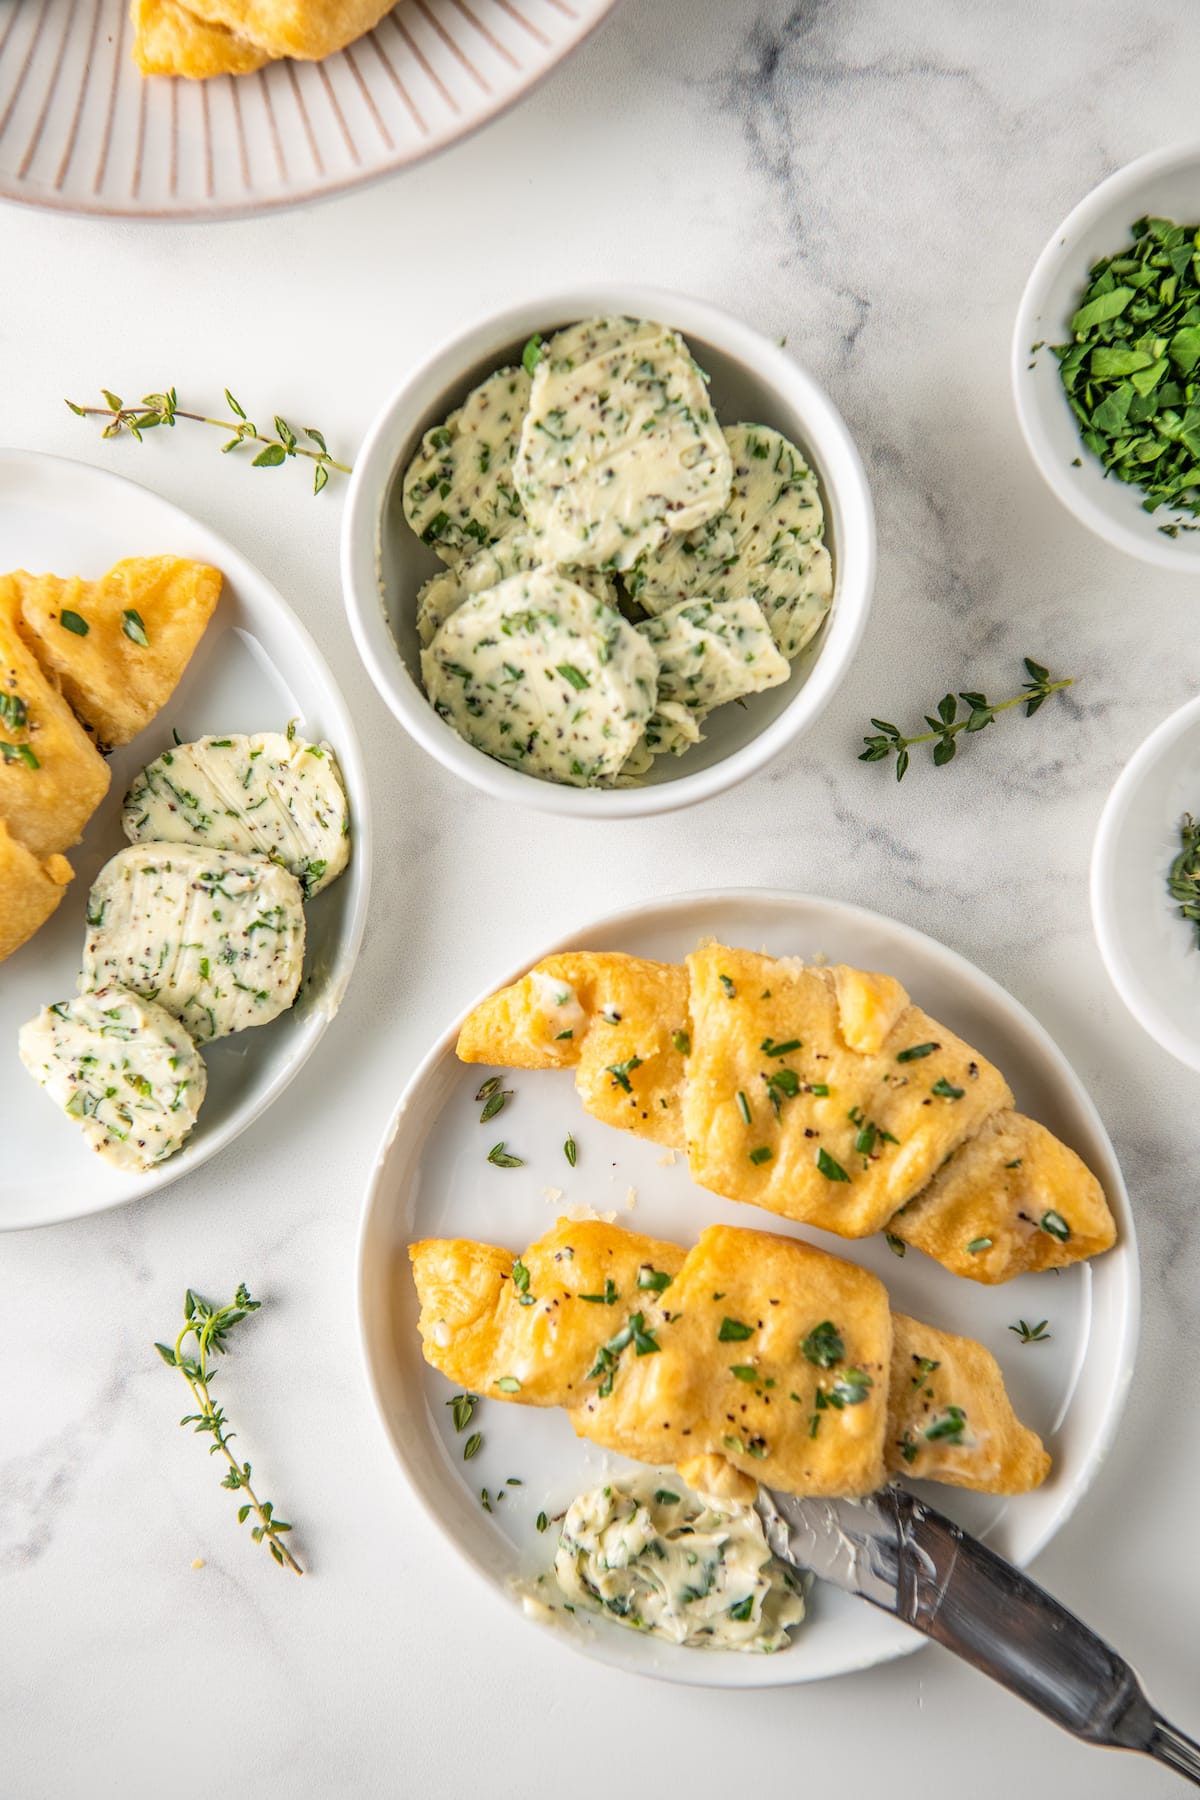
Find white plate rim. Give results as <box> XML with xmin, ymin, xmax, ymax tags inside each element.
<box><xmin>356</xmin><ymin>886</ymin><xmax>1139</xmax><ymax>1687</ymax></box>
<box><xmin>1091</xmin><ymin>690</ymin><xmax>1200</xmax><ymax>1072</ymax></box>
<box><xmin>0</xmin><ymin>446</ymin><xmax>373</xmax><ymax>1230</ymax></box>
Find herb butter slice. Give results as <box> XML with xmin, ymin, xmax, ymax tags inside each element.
<box><xmin>402</xmin><ymin>365</ymin><xmax>531</xmax><ymax>567</ymax></box>
<box><xmin>421</xmin><ymin>569</ymin><xmax>658</xmax><ymax>787</ymax></box>
<box><xmin>122</xmin><ymin>730</ymin><xmax>350</xmax><ymax>897</ymax></box>
<box><xmin>514</xmin><ymin>316</ymin><xmax>733</xmax><ymax>570</ymax></box>
<box><xmin>631</xmin><ymin>424</ymin><xmax>833</xmax><ymax>658</ymax></box>
<box><xmin>552</xmin><ymin>1476</ymin><xmax>806</xmax><ymax>1652</ymax></box>
<box><xmin>19</xmin><ymin>986</ymin><xmax>206</xmax><ymax>1171</ymax></box>
<box><xmin>81</xmin><ymin>844</ymin><xmax>306</xmax><ymax>1044</ymax></box>
<box><xmin>416</xmin><ymin>529</ymin><xmax>619</xmax><ymax>647</ymax></box>
<box><xmin>635</xmin><ymin>596</ymin><xmax>789</xmax><ymax>760</ymax></box>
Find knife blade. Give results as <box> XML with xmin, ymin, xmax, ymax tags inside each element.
<box><xmin>755</xmin><ymin>1483</ymin><xmax>1200</xmax><ymax>1787</ymax></box>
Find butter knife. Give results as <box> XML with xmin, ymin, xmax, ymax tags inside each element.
<box><xmin>755</xmin><ymin>1484</ymin><xmax>1200</xmax><ymax>1787</ymax></box>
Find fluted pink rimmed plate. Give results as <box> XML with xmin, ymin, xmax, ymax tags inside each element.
<box><xmin>0</xmin><ymin>0</ymin><xmax>616</xmax><ymax>219</ymax></box>
<box><xmin>358</xmin><ymin>889</ymin><xmax>1137</xmax><ymax>1687</ymax></box>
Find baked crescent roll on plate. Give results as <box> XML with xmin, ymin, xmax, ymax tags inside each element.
<box><xmin>457</xmin><ymin>942</ymin><xmax>1117</xmax><ymax>1284</ymax></box>
<box><xmin>411</xmin><ymin>1219</ymin><xmax>1050</xmax><ymax>1503</ymax></box>
<box><xmin>131</xmin><ymin>0</ymin><xmax>396</xmax><ymax>77</ymax></box>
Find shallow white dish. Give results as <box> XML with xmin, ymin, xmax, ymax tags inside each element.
<box><xmin>358</xmin><ymin>889</ymin><xmax>1137</xmax><ymax>1688</ymax></box>
<box><xmin>1091</xmin><ymin>694</ymin><xmax>1200</xmax><ymax>1071</ymax></box>
<box><xmin>0</xmin><ymin>0</ymin><xmax>616</xmax><ymax>220</ymax></box>
<box><xmin>1013</xmin><ymin>141</ymin><xmax>1200</xmax><ymax>570</ymax></box>
<box><xmin>341</xmin><ymin>286</ymin><xmax>876</xmax><ymax>819</ymax></box>
<box><xmin>0</xmin><ymin>449</ymin><xmax>371</xmax><ymax>1231</ymax></box>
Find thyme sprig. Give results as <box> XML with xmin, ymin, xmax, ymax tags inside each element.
<box><xmin>860</xmin><ymin>658</ymin><xmax>1074</xmax><ymax>782</ymax></box>
<box><xmin>1167</xmin><ymin>813</ymin><xmax>1200</xmax><ymax>943</ymax></box>
<box><xmin>154</xmin><ymin>1285</ymin><xmax>302</xmax><ymax>1575</ymax></box>
<box><xmin>66</xmin><ymin>387</ymin><xmax>351</xmax><ymax>496</ymax></box>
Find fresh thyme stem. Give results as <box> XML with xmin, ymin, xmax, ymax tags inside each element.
<box><xmin>860</xmin><ymin>657</ymin><xmax>1074</xmax><ymax>782</ymax></box>
<box><xmin>156</xmin><ymin>1285</ymin><xmax>302</xmax><ymax>1575</ymax></box>
<box><xmin>66</xmin><ymin>386</ymin><xmax>350</xmax><ymax>495</ymax></box>
<box><xmin>888</xmin><ymin>680</ymin><xmax>1073</xmax><ymax>750</ymax></box>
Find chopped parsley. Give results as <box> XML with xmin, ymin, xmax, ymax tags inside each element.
<box><xmin>717</xmin><ymin>1317</ymin><xmax>754</xmax><ymax>1342</ymax></box>
<box><xmin>606</xmin><ymin>1056</ymin><xmax>643</xmax><ymax>1093</ymax></box>
<box><xmin>802</xmin><ymin>1320</ymin><xmax>844</xmax><ymax>1368</ymax></box>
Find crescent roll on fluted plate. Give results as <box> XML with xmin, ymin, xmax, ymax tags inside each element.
<box><xmin>131</xmin><ymin>0</ymin><xmax>395</xmax><ymax>78</ymax></box>
<box><xmin>410</xmin><ymin>1220</ymin><xmax>1050</xmax><ymax>1502</ymax></box>
<box><xmin>456</xmin><ymin>942</ymin><xmax>1117</xmax><ymax>1284</ymax></box>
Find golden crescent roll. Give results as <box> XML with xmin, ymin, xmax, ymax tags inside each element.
<box><xmin>12</xmin><ymin>558</ymin><xmax>221</xmax><ymax>749</ymax></box>
<box><xmin>130</xmin><ymin>0</ymin><xmax>395</xmax><ymax>76</ymax></box>
<box><xmin>455</xmin><ymin>942</ymin><xmax>1116</xmax><ymax>1284</ymax></box>
<box><xmin>0</xmin><ymin>575</ymin><xmax>111</xmax><ymax>863</ymax></box>
<box><xmin>0</xmin><ymin>821</ymin><xmax>73</xmax><ymax>962</ymax></box>
<box><xmin>410</xmin><ymin>1219</ymin><xmax>1049</xmax><ymax>1500</ymax></box>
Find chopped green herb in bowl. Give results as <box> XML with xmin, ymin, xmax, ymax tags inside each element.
<box><xmin>1053</xmin><ymin>215</ymin><xmax>1200</xmax><ymax>517</ymax></box>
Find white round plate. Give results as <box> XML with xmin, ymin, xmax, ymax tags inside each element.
<box><xmin>0</xmin><ymin>449</ymin><xmax>371</xmax><ymax>1230</ymax></box>
<box><xmin>359</xmin><ymin>890</ymin><xmax>1137</xmax><ymax>1688</ymax></box>
<box><xmin>1092</xmin><ymin>693</ymin><xmax>1200</xmax><ymax>1071</ymax></box>
<box><xmin>0</xmin><ymin>0</ymin><xmax>615</xmax><ymax>219</ymax></box>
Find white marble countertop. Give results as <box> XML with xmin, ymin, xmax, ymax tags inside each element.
<box><xmin>3</xmin><ymin>2</ymin><xmax>1199</xmax><ymax>1794</ymax></box>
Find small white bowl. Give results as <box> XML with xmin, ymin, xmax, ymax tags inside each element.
<box><xmin>341</xmin><ymin>287</ymin><xmax>875</xmax><ymax>818</ymax></box>
<box><xmin>1013</xmin><ymin>142</ymin><xmax>1200</xmax><ymax>571</ymax></box>
<box><xmin>1092</xmin><ymin>694</ymin><xmax>1200</xmax><ymax>1071</ymax></box>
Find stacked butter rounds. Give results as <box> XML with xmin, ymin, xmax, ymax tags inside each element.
<box><xmin>405</xmin><ymin>317</ymin><xmax>834</xmax><ymax>789</ymax></box>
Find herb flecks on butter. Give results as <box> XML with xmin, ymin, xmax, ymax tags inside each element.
<box><xmin>552</xmin><ymin>1476</ymin><xmax>806</xmax><ymax>1653</ymax></box>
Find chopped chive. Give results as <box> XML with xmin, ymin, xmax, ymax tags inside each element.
<box><xmin>816</xmin><ymin>1147</ymin><xmax>850</xmax><ymax>1182</ymax></box>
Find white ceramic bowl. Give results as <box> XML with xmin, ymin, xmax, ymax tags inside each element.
<box><xmin>1092</xmin><ymin>694</ymin><xmax>1200</xmax><ymax>1071</ymax></box>
<box><xmin>341</xmin><ymin>287</ymin><xmax>875</xmax><ymax>818</ymax></box>
<box><xmin>1013</xmin><ymin>142</ymin><xmax>1200</xmax><ymax>571</ymax></box>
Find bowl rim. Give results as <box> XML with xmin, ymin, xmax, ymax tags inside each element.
<box><xmin>340</xmin><ymin>284</ymin><xmax>876</xmax><ymax>819</ymax></box>
<box><xmin>1012</xmin><ymin>139</ymin><xmax>1200</xmax><ymax>572</ymax></box>
<box><xmin>1091</xmin><ymin>689</ymin><xmax>1200</xmax><ymax>1072</ymax></box>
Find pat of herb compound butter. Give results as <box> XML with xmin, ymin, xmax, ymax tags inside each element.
<box><xmin>421</xmin><ymin>569</ymin><xmax>659</xmax><ymax>787</ymax></box>
<box><xmin>18</xmin><ymin>986</ymin><xmax>207</xmax><ymax>1171</ymax></box>
<box><xmin>635</xmin><ymin>597</ymin><xmax>790</xmax><ymax>759</ymax></box>
<box><xmin>552</xmin><ymin>1476</ymin><xmax>806</xmax><ymax>1652</ymax></box>
<box><xmin>121</xmin><ymin>731</ymin><xmax>350</xmax><ymax>898</ymax></box>
<box><xmin>416</xmin><ymin>528</ymin><xmax>620</xmax><ymax>648</ymax></box>
<box><xmin>80</xmin><ymin>844</ymin><xmax>306</xmax><ymax>1044</ymax></box>
<box><xmin>630</xmin><ymin>423</ymin><xmax>833</xmax><ymax>658</ymax></box>
<box><xmin>514</xmin><ymin>316</ymin><xmax>733</xmax><ymax>571</ymax></box>
<box><xmin>402</xmin><ymin>365</ymin><xmax>531</xmax><ymax>567</ymax></box>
